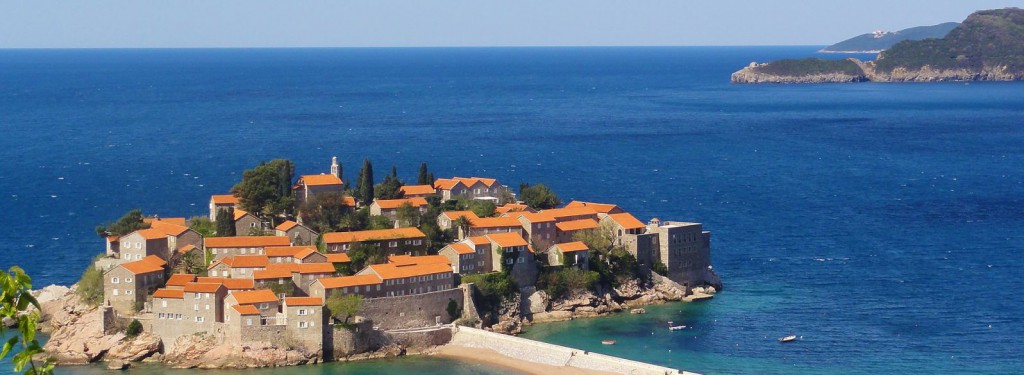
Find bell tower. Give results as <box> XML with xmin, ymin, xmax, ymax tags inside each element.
<box><xmin>330</xmin><ymin>156</ymin><xmax>340</xmax><ymax>178</ymax></box>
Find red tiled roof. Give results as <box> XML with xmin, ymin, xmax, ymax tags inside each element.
<box><xmin>299</xmin><ymin>174</ymin><xmax>343</xmax><ymax>186</ymax></box>
<box><xmin>253</xmin><ymin>269</ymin><xmax>293</xmax><ymax>280</ymax></box>
<box><xmin>166</xmin><ymin>274</ymin><xmax>196</xmax><ymax>287</ymax></box>
<box><xmin>231</xmin><ymin>289</ymin><xmax>278</xmax><ymax>305</ymax></box>
<box><xmin>232</xmin><ymin>304</ymin><xmax>260</xmax><ymax>315</ymax></box>
<box><xmin>120</xmin><ymin>255</ymin><xmax>167</xmax><ymax>275</ymax></box>
<box><xmin>266</xmin><ymin>262</ymin><xmax>336</xmax><ymax>275</ymax></box>
<box><xmin>555</xmin><ymin>219</ymin><xmax>600</xmax><ymax>232</ymax></box>
<box><xmin>194</xmin><ymin>277</ymin><xmax>254</xmax><ymax>290</ymax></box>
<box><xmin>565</xmin><ymin>201</ymin><xmax>622</xmax><ymax>214</ymax></box>
<box><xmin>325</xmin><ymin>253</ymin><xmax>351</xmax><ymax>263</ymax></box>
<box><xmin>266</xmin><ymin>246</ymin><xmax>317</xmax><ymax>257</ymax></box>
<box><xmin>607</xmin><ymin>213</ymin><xmax>646</xmax><ymax>230</ymax></box>
<box><xmin>133</xmin><ymin>228</ymin><xmax>168</xmax><ymax>240</ymax></box>
<box><xmin>399</xmin><ymin>185</ymin><xmax>436</xmax><ymax>196</ymax></box>
<box><xmin>275</xmin><ymin>220</ymin><xmax>298</xmax><ymax>231</ymax></box>
<box><xmin>294</xmin><ymin>247</ymin><xmax>319</xmax><ymax>260</ymax></box>
<box><xmin>506</xmin><ymin>211</ymin><xmax>555</xmax><ymax>223</ymax></box>
<box><xmin>184</xmin><ymin>282</ymin><xmax>223</xmax><ymax>293</ymax></box>
<box><xmin>317</xmin><ymin>275</ymin><xmax>382</xmax><ymax>289</ymax></box>
<box><xmin>453</xmin><ymin>177</ymin><xmax>497</xmax><ymax>188</ymax></box>
<box><xmin>539</xmin><ymin>206</ymin><xmax>599</xmax><ymax>220</ymax></box>
<box><xmin>373</xmin><ymin>197</ymin><xmax>429</xmax><ymax>210</ymax></box>
<box><xmin>106</xmin><ymin>235</ymin><xmax>120</xmax><ymax>243</ymax></box>
<box><xmin>495</xmin><ymin>203</ymin><xmax>532</xmax><ymax>214</ymax></box>
<box><xmin>146</xmin><ymin>217</ymin><xmax>189</xmax><ymax>229</ymax></box>
<box><xmin>466</xmin><ymin>236</ymin><xmax>490</xmax><ymax>245</ymax></box>
<box><xmin>341</xmin><ymin>196</ymin><xmax>356</xmax><ymax>207</ymax></box>
<box><xmin>211</xmin><ymin>194</ymin><xmax>240</xmax><ymax>204</ymax></box>
<box><xmin>153</xmin><ymin>288</ymin><xmax>184</xmax><ymax>299</ymax></box>
<box><xmin>469</xmin><ymin>217</ymin><xmax>523</xmax><ymax>229</ymax></box>
<box><xmin>554</xmin><ymin>241</ymin><xmax>589</xmax><ymax>253</ymax></box>
<box><xmin>447</xmin><ymin>243</ymin><xmax>475</xmax><ymax>255</ymax></box>
<box><xmin>388</xmin><ymin>255</ymin><xmax>451</xmax><ymax>266</ymax></box>
<box><xmin>433</xmin><ymin>179</ymin><xmax>462</xmax><ymax>190</ymax></box>
<box><xmin>366</xmin><ymin>263</ymin><xmax>452</xmax><ymax>280</ymax></box>
<box><xmin>177</xmin><ymin>244</ymin><xmax>198</xmax><ymax>255</ymax></box>
<box><xmin>323</xmin><ymin>227</ymin><xmax>426</xmax><ymax>244</ymax></box>
<box><xmin>285</xmin><ymin>297</ymin><xmax>323</xmax><ymax>307</ymax></box>
<box><xmin>220</xmin><ymin>255</ymin><xmax>269</xmax><ymax>268</ymax></box>
<box><xmin>205</xmin><ymin>236</ymin><xmax>290</xmax><ymax>248</ymax></box>
<box><xmin>233</xmin><ymin>209</ymin><xmax>251</xmax><ymax>221</ymax></box>
<box><xmin>485</xmin><ymin>232</ymin><xmax>529</xmax><ymax>248</ymax></box>
<box><xmin>441</xmin><ymin>211</ymin><xmax>478</xmax><ymax>221</ymax></box>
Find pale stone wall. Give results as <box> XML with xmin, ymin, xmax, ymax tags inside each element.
<box><xmin>358</xmin><ymin>288</ymin><xmax>464</xmax><ymax>330</ymax></box>
<box><xmin>285</xmin><ymin>304</ymin><xmax>324</xmax><ymax>353</ymax></box>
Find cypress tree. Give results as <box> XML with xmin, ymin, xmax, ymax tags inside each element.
<box><xmin>216</xmin><ymin>207</ymin><xmax>236</xmax><ymax>236</ymax></box>
<box><xmin>417</xmin><ymin>163</ymin><xmax>429</xmax><ymax>185</ymax></box>
<box><xmin>391</xmin><ymin>165</ymin><xmax>398</xmax><ymax>179</ymax></box>
<box><xmin>358</xmin><ymin>159</ymin><xmax>374</xmax><ymax>206</ymax></box>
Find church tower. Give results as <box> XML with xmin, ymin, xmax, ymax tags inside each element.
<box><xmin>330</xmin><ymin>156</ymin><xmax>340</xmax><ymax>179</ymax></box>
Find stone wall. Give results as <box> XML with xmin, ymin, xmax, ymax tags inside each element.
<box><xmin>358</xmin><ymin>288</ymin><xmax>463</xmax><ymax>330</ymax></box>
<box><xmin>449</xmin><ymin>326</ymin><xmax>694</xmax><ymax>375</ymax></box>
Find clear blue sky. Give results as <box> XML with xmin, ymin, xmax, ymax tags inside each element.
<box><xmin>1</xmin><ymin>1</ymin><xmax>1020</xmax><ymax>48</ymax></box>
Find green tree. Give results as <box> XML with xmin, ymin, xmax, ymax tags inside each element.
<box><xmin>446</xmin><ymin>298</ymin><xmax>460</xmax><ymax>320</ymax></box>
<box><xmin>188</xmin><ymin>216</ymin><xmax>215</xmax><ymax>237</ymax></box>
<box><xmin>417</xmin><ymin>163</ymin><xmax>431</xmax><ymax>185</ymax></box>
<box><xmin>231</xmin><ymin>159</ymin><xmax>296</xmax><ymax>219</ymax></box>
<box><xmin>326</xmin><ymin>292</ymin><xmax>363</xmax><ymax>325</ymax></box>
<box><xmin>75</xmin><ymin>260</ymin><xmax>104</xmax><ymax>307</ymax></box>
<box><xmin>215</xmin><ymin>207</ymin><xmax>236</xmax><ymax>237</ymax></box>
<box><xmin>179</xmin><ymin>251</ymin><xmax>206</xmax><ymax>275</ymax></box>
<box><xmin>395</xmin><ymin>202</ymin><xmax>419</xmax><ymax>227</ymax></box>
<box><xmin>347</xmin><ymin>242</ymin><xmax>387</xmax><ymax>271</ymax></box>
<box><xmin>315</xmin><ymin>233</ymin><xmax>326</xmax><ymax>253</ymax></box>
<box><xmin>368</xmin><ymin>215</ymin><xmax>393</xmax><ymax>230</ymax></box>
<box><xmin>125</xmin><ymin>319</ymin><xmax>143</xmax><ymax>337</ymax></box>
<box><xmin>454</xmin><ymin>216</ymin><xmax>472</xmax><ymax>239</ymax></box>
<box><xmin>356</xmin><ymin>159</ymin><xmax>375</xmax><ymax>206</ymax></box>
<box><xmin>298</xmin><ymin>192</ymin><xmax>350</xmax><ymax>233</ymax></box>
<box><xmin>1</xmin><ymin>266</ymin><xmax>57</xmax><ymax>375</ymax></box>
<box><xmin>519</xmin><ymin>183</ymin><xmax>561</xmax><ymax>210</ymax></box>
<box><xmin>375</xmin><ymin>174</ymin><xmax>405</xmax><ymax>200</ymax></box>
<box><xmin>95</xmin><ymin>209</ymin><xmax>150</xmax><ymax>238</ymax></box>
<box><xmin>468</xmin><ymin>200</ymin><xmax>496</xmax><ymax>218</ymax></box>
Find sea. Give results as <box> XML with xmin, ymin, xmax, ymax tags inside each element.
<box><xmin>1</xmin><ymin>47</ymin><xmax>1022</xmax><ymax>374</ymax></box>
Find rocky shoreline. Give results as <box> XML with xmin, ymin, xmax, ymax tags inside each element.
<box><xmin>732</xmin><ymin>59</ymin><xmax>1024</xmax><ymax>84</ymax></box>
<box><xmin>33</xmin><ymin>273</ymin><xmax>717</xmax><ymax>370</ymax></box>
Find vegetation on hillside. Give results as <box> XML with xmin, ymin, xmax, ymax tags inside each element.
<box><xmin>519</xmin><ymin>183</ymin><xmax>561</xmax><ymax>210</ymax></box>
<box><xmin>76</xmin><ymin>255</ymin><xmax>105</xmax><ymax>306</ymax></box>
<box><xmin>875</xmin><ymin>9</ymin><xmax>1024</xmax><ymax>73</ymax></box>
<box><xmin>821</xmin><ymin>22</ymin><xmax>958</xmax><ymax>52</ymax></box>
<box><xmin>95</xmin><ymin>209</ymin><xmax>150</xmax><ymax>238</ymax></box>
<box><xmin>326</xmin><ymin>291</ymin><xmax>363</xmax><ymax>326</ymax></box>
<box><xmin>231</xmin><ymin>159</ymin><xmax>296</xmax><ymax>221</ymax></box>
<box><xmin>752</xmin><ymin>58</ymin><xmax>865</xmax><ymax>76</ymax></box>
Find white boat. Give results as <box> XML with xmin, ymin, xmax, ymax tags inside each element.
<box><xmin>667</xmin><ymin>321</ymin><xmax>687</xmax><ymax>331</ymax></box>
<box><xmin>778</xmin><ymin>335</ymin><xmax>797</xmax><ymax>343</ymax></box>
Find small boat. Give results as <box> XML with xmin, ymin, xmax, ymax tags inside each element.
<box><xmin>667</xmin><ymin>321</ymin><xmax>687</xmax><ymax>331</ymax></box>
<box><xmin>778</xmin><ymin>335</ymin><xmax>797</xmax><ymax>343</ymax></box>
<box><xmin>601</xmin><ymin>340</ymin><xmax>616</xmax><ymax>345</ymax></box>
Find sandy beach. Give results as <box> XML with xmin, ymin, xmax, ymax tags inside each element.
<box><xmin>435</xmin><ymin>345</ymin><xmax>618</xmax><ymax>375</ymax></box>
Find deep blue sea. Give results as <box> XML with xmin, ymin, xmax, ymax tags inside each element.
<box><xmin>1</xmin><ymin>47</ymin><xmax>1022</xmax><ymax>374</ymax></box>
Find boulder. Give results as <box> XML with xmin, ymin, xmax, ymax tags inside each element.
<box><xmin>522</xmin><ymin>290</ymin><xmax>549</xmax><ymax>315</ymax></box>
<box><xmin>106</xmin><ymin>333</ymin><xmax>161</xmax><ymax>362</ymax></box>
<box><xmin>106</xmin><ymin>360</ymin><xmax>129</xmax><ymax>370</ymax></box>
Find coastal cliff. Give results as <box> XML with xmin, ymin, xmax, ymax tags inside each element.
<box><xmin>733</xmin><ymin>8</ymin><xmax>1024</xmax><ymax>84</ymax></box>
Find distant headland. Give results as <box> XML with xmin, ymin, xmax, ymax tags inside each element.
<box><xmin>732</xmin><ymin>8</ymin><xmax>1024</xmax><ymax>83</ymax></box>
<box><xmin>819</xmin><ymin>22</ymin><xmax>959</xmax><ymax>54</ymax></box>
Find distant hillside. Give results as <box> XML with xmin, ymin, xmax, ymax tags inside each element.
<box><xmin>733</xmin><ymin>8</ymin><xmax>1024</xmax><ymax>83</ymax></box>
<box><xmin>820</xmin><ymin>22</ymin><xmax>959</xmax><ymax>53</ymax></box>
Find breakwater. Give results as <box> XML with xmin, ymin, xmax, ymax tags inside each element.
<box><xmin>449</xmin><ymin>326</ymin><xmax>696</xmax><ymax>375</ymax></box>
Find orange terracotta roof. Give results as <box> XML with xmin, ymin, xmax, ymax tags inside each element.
<box><xmin>253</xmin><ymin>269</ymin><xmax>293</xmax><ymax>280</ymax></box>
<box><xmin>433</xmin><ymin>178</ymin><xmax>462</xmax><ymax>190</ymax></box>
<box><xmin>299</xmin><ymin>174</ymin><xmax>343</xmax><ymax>186</ymax></box>
<box><xmin>540</xmin><ymin>206</ymin><xmax>599</xmax><ymax>220</ymax></box>
<box><xmin>233</xmin><ymin>209</ymin><xmax>251</xmax><ymax>221</ymax></box>
<box><xmin>607</xmin><ymin>213</ymin><xmax>645</xmax><ymax>230</ymax></box>
<box><xmin>373</xmin><ymin>197</ymin><xmax>429</xmax><ymax>209</ymax></box>
<box><xmin>275</xmin><ymin>220</ymin><xmax>298</xmax><ymax>231</ymax></box>
<box><xmin>323</xmin><ymin>227</ymin><xmax>426</xmax><ymax>244</ymax></box>
<box><xmin>166</xmin><ymin>274</ymin><xmax>196</xmax><ymax>287</ymax></box>
<box><xmin>341</xmin><ymin>196</ymin><xmax>356</xmax><ymax>207</ymax></box>
<box><xmin>453</xmin><ymin>177</ymin><xmax>498</xmax><ymax>187</ymax></box>
<box><xmin>399</xmin><ymin>185</ymin><xmax>436</xmax><ymax>196</ymax></box>
<box><xmin>211</xmin><ymin>194</ymin><xmax>240</xmax><ymax>204</ymax></box>
<box><xmin>231</xmin><ymin>289</ymin><xmax>278</xmax><ymax>305</ymax></box>
<box><xmin>469</xmin><ymin>217</ymin><xmax>523</xmax><ymax>229</ymax></box>
<box><xmin>177</xmin><ymin>244</ymin><xmax>198</xmax><ymax>255</ymax></box>
<box><xmin>485</xmin><ymin>233</ymin><xmax>529</xmax><ymax>248</ymax></box>
<box><xmin>554</xmin><ymin>242</ymin><xmax>590</xmax><ymax>253</ymax></box>
<box><xmin>184</xmin><ymin>282</ymin><xmax>223</xmax><ymax>293</ymax></box>
<box><xmin>495</xmin><ymin>203</ymin><xmax>531</xmax><ymax>214</ymax></box>
<box><xmin>106</xmin><ymin>235</ymin><xmax>120</xmax><ymax>243</ymax></box>
<box><xmin>565</xmin><ymin>201</ymin><xmax>621</xmax><ymax>214</ymax></box>
<box><xmin>294</xmin><ymin>247</ymin><xmax>319</xmax><ymax>260</ymax></box>
<box><xmin>366</xmin><ymin>263</ymin><xmax>452</xmax><ymax>280</ymax></box>
<box><xmin>153</xmin><ymin>288</ymin><xmax>184</xmax><ymax>299</ymax></box>
<box><xmin>441</xmin><ymin>211</ymin><xmax>478</xmax><ymax>221</ymax></box>
<box><xmin>133</xmin><ymin>228</ymin><xmax>169</xmax><ymax>240</ymax></box>
<box><xmin>232</xmin><ymin>304</ymin><xmax>261</xmax><ymax>315</ymax></box>
<box><xmin>317</xmin><ymin>274</ymin><xmax>382</xmax><ymax>289</ymax></box>
<box><xmin>285</xmin><ymin>297</ymin><xmax>323</xmax><ymax>307</ymax></box>
<box><xmin>205</xmin><ymin>236</ymin><xmax>290</xmax><ymax>248</ymax></box>
<box><xmin>555</xmin><ymin>219</ymin><xmax>600</xmax><ymax>232</ymax></box>
<box><xmin>325</xmin><ymin>253</ymin><xmax>351</xmax><ymax>263</ymax></box>
<box><xmin>447</xmin><ymin>243</ymin><xmax>475</xmax><ymax>255</ymax></box>
<box><xmin>388</xmin><ymin>255</ymin><xmax>451</xmax><ymax>266</ymax></box>
<box><xmin>120</xmin><ymin>255</ymin><xmax>167</xmax><ymax>274</ymax></box>
<box><xmin>221</xmin><ymin>255</ymin><xmax>269</xmax><ymax>268</ymax></box>
<box><xmin>266</xmin><ymin>246</ymin><xmax>317</xmax><ymax>257</ymax></box>
<box><xmin>295</xmin><ymin>263</ymin><xmax>336</xmax><ymax>274</ymax></box>
<box><xmin>507</xmin><ymin>211</ymin><xmax>555</xmax><ymax>223</ymax></box>
<box><xmin>466</xmin><ymin>236</ymin><xmax>490</xmax><ymax>246</ymax></box>
<box><xmin>195</xmin><ymin>277</ymin><xmax>255</xmax><ymax>290</ymax></box>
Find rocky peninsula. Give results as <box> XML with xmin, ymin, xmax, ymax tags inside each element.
<box><xmin>733</xmin><ymin>8</ymin><xmax>1024</xmax><ymax>84</ymax></box>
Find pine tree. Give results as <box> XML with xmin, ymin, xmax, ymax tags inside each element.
<box><xmin>390</xmin><ymin>165</ymin><xmax>398</xmax><ymax>179</ymax></box>
<box><xmin>417</xmin><ymin>163</ymin><xmax>429</xmax><ymax>185</ymax></box>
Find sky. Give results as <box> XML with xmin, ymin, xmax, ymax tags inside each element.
<box><xmin>1</xmin><ymin>0</ymin><xmax>1020</xmax><ymax>48</ymax></box>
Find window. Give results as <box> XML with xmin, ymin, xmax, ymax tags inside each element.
<box><xmin>125</xmin><ymin>277</ymin><xmax>133</xmax><ymax>283</ymax></box>
<box><xmin>125</xmin><ymin>290</ymin><xmax>133</xmax><ymax>295</ymax></box>
<box><xmin>111</xmin><ymin>277</ymin><xmax>120</xmax><ymax>284</ymax></box>
<box><xmin>195</xmin><ymin>293</ymin><xmax>201</xmax><ymax>299</ymax></box>
<box><xmin>415</xmin><ymin>239</ymin><xmax>422</xmax><ymax>245</ymax></box>
<box><xmin>161</xmin><ymin>300</ymin><xmax>167</xmax><ymax>308</ymax></box>
<box><xmin>250</xmin><ymin>222</ymin><xmax>257</xmax><ymax>228</ymax></box>
<box><xmin>298</xmin><ymin>321</ymin><xmax>308</xmax><ymax>329</ymax></box>
<box><xmin>134</xmin><ymin>254</ymin><xmax>142</xmax><ymax>260</ymax></box>
<box><xmin>389</xmin><ymin>241</ymin><xmax>398</xmax><ymax>248</ymax></box>
<box><xmin>259</xmin><ymin>303</ymin><xmax>269</xmax><ymax>310</ymax></box>
<box><xmin>194</xmin><ymin>304</ymin><xmax>199</xmax><ymax>311</ymax></box>
<box><xmin>176</xmin><ymin>314</ymin><xmax>182</xmax><ymax>320</ymax></box>
<box><xmin>246</xmin><ymin>318</ymin><xmax>253</xmax><ymax>326</ymax></box>
<box><xmin>212</xmin><ymin>249</ymin><xmax>218</xmax><ymax>255</ymax></box>
<box><xmin>205</xmin><ymin>304</ymin><xmax>210</xmax><ymax>310</ymax></box>
<box><xmin>505</xmin><ymin>259</ymin><xmax>513</xmax><ymax>265</ymax></box>
<box><xmin>298</xmin><ymin>309</ymin><xmax>307</xmax><ymax>316</ymax></box>
<box><xmin>195</xmin><ymin>316</ymin><xmax>205</xmax><ymax>323</ymax></box>
<box><xmin>135</xmin><ymin>242</ymin><xmax>141</xmax><ymax>249</ymax></box>
<box><xmin>122</xmin><ymin>254</ymin><xmax>129</xmax><ymax>260</ymax></box>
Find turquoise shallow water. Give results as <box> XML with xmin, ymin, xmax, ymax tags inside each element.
<box><xmin>1</xmin><ymin>47</ymin><xmax>1023</xmax><ymax>374</ymax></box>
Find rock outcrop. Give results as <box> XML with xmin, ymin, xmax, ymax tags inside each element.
<box><xmin>163</xmin><ymin>334</ymin><xmax>319</xmax><ymax>369</ymax></box>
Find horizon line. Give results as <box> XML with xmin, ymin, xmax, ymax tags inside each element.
<box><xmin>0</xmin><ymin>44</ymin><xmax>834</xmax><ymax>51</ymax></box>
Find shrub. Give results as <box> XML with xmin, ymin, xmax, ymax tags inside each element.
<box><xmin>537</xmin><ymin>268</ymin><xmax>600</xmax><ymax>300</ymax></box>
<box><xmin>446</xmin><ymin>298</ymin><xmax>460</xmax><ymax>321</ymax></box>
<box><xmin>75</xmin><ymin>260</ymin><xmax>104</xmax><ymax>307</ymax></box>
<box><xmin>652</xmin><ymin>260</ymin><xmax>669</xmax><ymax>276</ymax></box>
<box><xmin>126</xmin><ymin>319</ymin><xmax>142</xmax><ymax>337</ymax></box>
<box><xmin>463</xmin><ymin>272</ymin><xmax>517</xmax><ymax>313</ymax></box>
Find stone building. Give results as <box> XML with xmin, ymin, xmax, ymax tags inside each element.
<box><xmin>266</xmin><ymin>245</ymin><xmax>323</xmax><ymax>264</ymax></box>
<box><xmin>601</xmin><ymin>212</ymin><xmax>647</xmax><ymax>248</ymax></box>
<box><xmin>146</xmin><ymin>218</ymin><xmax>203</xmax><ymax>253</ymax></box>
<box><xmin>294</xmin><ymin>174</ymin><xmax>344</xmax><ymax>205</ymax></box>
<box><xmin>439</xmin><ymin>236</ymin><xmax>493</xmax><ymax>275</ymax></box>
<box><xmin>233</xmin><ymin>209</ymin><xmax>265</xmax><ymax>236</ymax></box>
<box><xmin>554</xmin><ymin>219</ymin><xmax>600</xmax><ymax>243</ymax></box>
<box><xmin>398</xmin><ymin>184</ymin><xmax>436</xmax><ymax>198</ymax></box>
<box><xmin>183</xmin><ymin>282</ymin><xmax>227</xmax><ymax>328</ymax></box>
<box><xmin>274</xmin><ymin>220</ymin><xmax>319</xmax><ymax>246</ymax></box>
<box><xmin>164</xmin><ymin>274</ymin><xmax>196</xmax><ymax>290</ymax></box>
<box><xmin>547</xmin><ymin>242</ymin><xmax>590</xmax><ymax>269</ymax></box>
<box><xmin>508</xmin><ymin>212</ymin><xmax>557</xmax><ymax>252</ymax></box>
<box><xmin>433</xmin><ymin>177</ymin><xmax>513</xmax><ymax>202</ymax></box>
<box><xmin>209</xmin><ymin>194</ymin><xmax>240</xmax><ymax>221</ymax></box>
<box><xmin>323</xmin><ymin>227</ymin><xmax>427</xmax><ymax>255</ymax></box>
<box><xmin>282</xmin><ymin>297</ymin><xmax>325</xmax><ymax>353</ymax></box>
<box><xmin>117</xmin><ymin>228</ymin><xmax>171</xmax><ymax>261</ymax></box>
<box><xmin>204</xmin><ymin>236</ymin><xmax>290</xmax><ymax>261</ymax></box>
<box><xmin>224</xmin><ymin>289</ymin><xmax>280</xmax><ymax>320</ymax></box>
<box><xmin>103</xmin><ymin>255</ymin><xmax>167</xmax><ymax>314</ymax></box>
<box><xmin>369</xmin><ymin>197</ymin><xmax>429</xmax><ymax>226</ymax></box>
<box><xmin>483</xmin><ymin>232</ymin><xmax>537</xmax><ymax>287</ymax></box>
<box><xmin>208</xmin><ymin>255</ymin><xmax>269</xmax><ymax>278</ymax></box>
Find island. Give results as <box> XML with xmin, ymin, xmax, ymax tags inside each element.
<box><xmin>30</xmin><ymin>157</ymin><xmax>721</xmax><ymax>373</ymax></box>
<box><xmin>732</xmin><ymin>8</ymin><xmax>1024</xmax><ymax>83</ymax></box>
